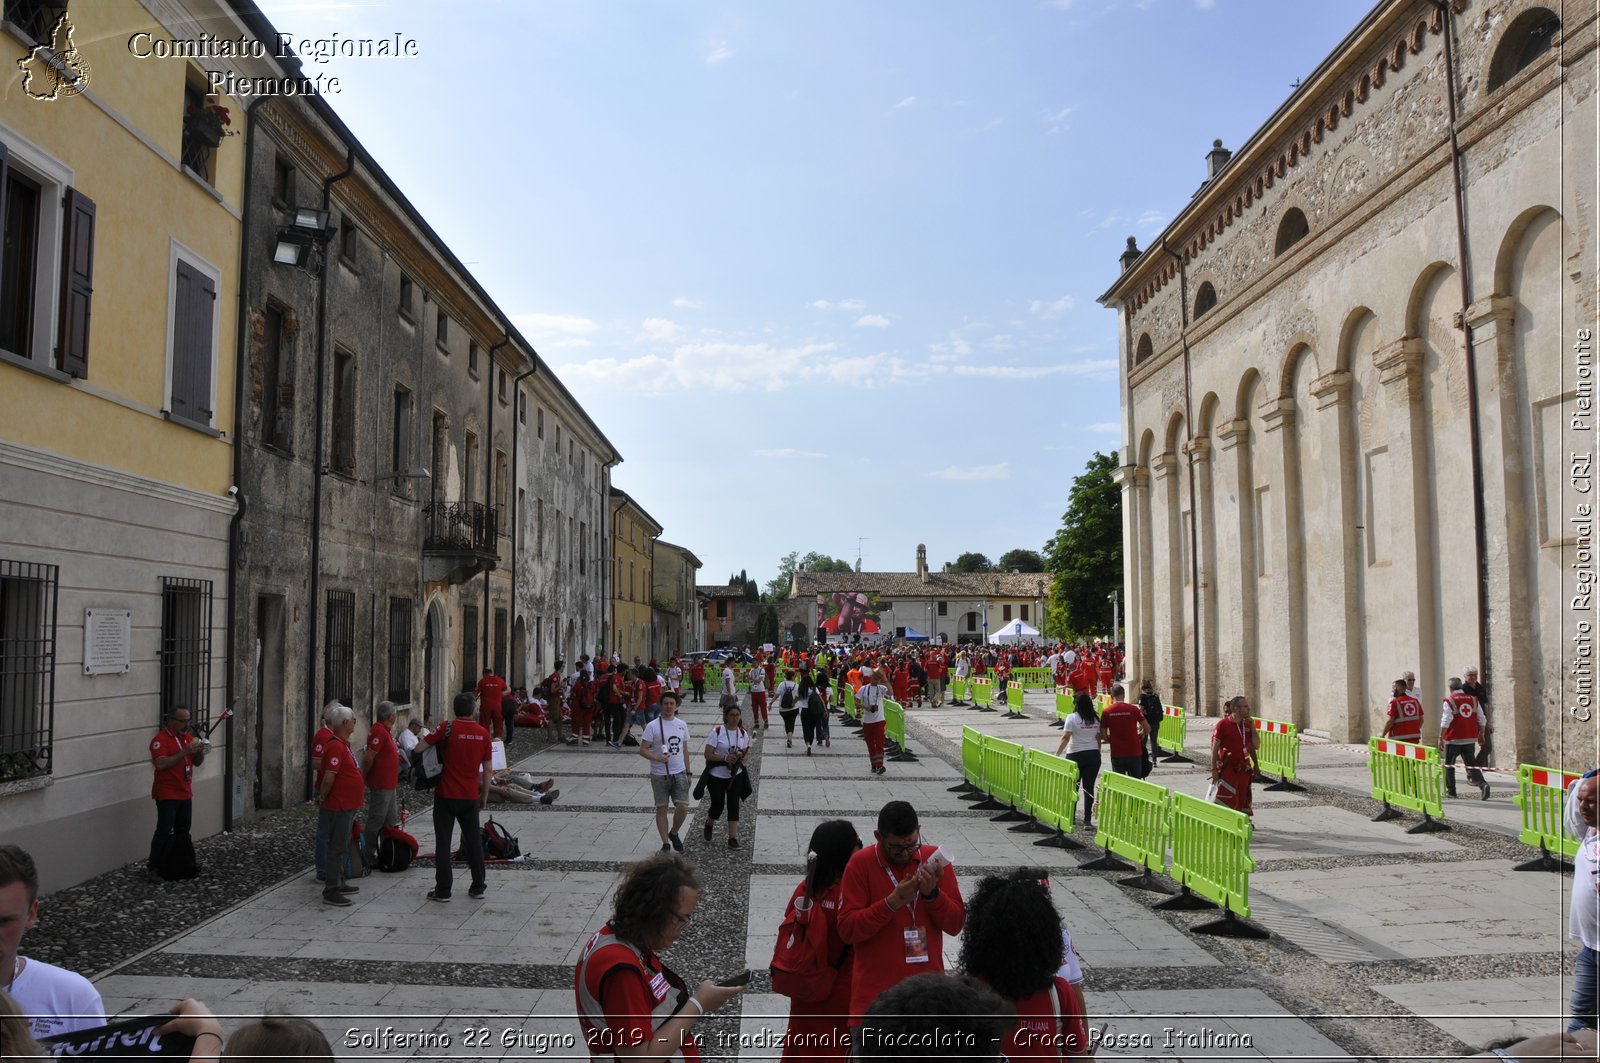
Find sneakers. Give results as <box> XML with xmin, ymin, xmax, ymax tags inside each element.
<box><xmin>622</xmin><ymin>735</ymin><xmax>639</xmax><ymax>747</ymax></box>
<box><xmin>566</xmin><ymin>737</ymin><xmax>580</xmax><ymax>745</ymax></box>
<box><xmin>786</xmin><ymin>738</ymin><xmax>793</xmax><ymax>748</ymax></box>
<box><xmin>704</xmin><ymin>820</ymin><xmax>714</xmax><ymax>841</ymax></box>
<box><xmin>427</xmin><ymin>890</ymin><xmax>451</xmax><ymax>903</ymax></box>
<box><xmin>337</xmin><ymin>884</ymin><xmax>359</xmax><ymax>894</ymax></box>
<box><xmin>806</xmin><ymin>746</ymin><xmax>812</xmax><ymax>756</ymax></box>
<box><xmin>322</xmin><ymin>892</ymin><xmax>351</xmax><ymax>906</ymax></box>
<box><xmin>669</xmin><ymin>832</ymin><xmax>684</xmax><ymax>853</ymax></box>
<box><xmin>1479</xmin><ymin>780</ymin><xmax>1491</xmax><ymax>800</ymax></box>
<box><xmin>540</xmin><ymin>789</ymin><xmax>561</xmax><ymax>805</ymax></box>
<box><xmin>660</xmin><ymin>842</ymin><xmax>671</xmax><ymax>852</ymax></box>
<box><xmin>606</xmin><ymin>740</ymin><xmax>621</xmax><ymax>749</ymax></box>
<box><xmin>468</xmin><ymin>884</ymin><xmax>487</xmax><ymax>899</ymax></box>
<box><xmin>824</xmin><ymin>739</ymin><xmax>831</xmax><ymax>747</ymax></box>
<box><xmin>728</xmin><ymin>838</ymin><xmax>741</xmax><ymax>849</ymax></box>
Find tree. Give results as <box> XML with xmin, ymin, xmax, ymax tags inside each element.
<box><xmin>727</xmin><ymin>569</ymin><xmax>759</xmax><ymax>601</ymax></box>
<box><xmin>1044</xmin><ymin>452</ymin><xmax>1122</xmax><ymax>639</ymax></box>
<box><xmin>763</xmin><ymin>550</ymin><xmax>854</xmax><ymax>600</ymax></box>
<box><xmin>997</xmin><ymin>548</ymin><xmax>1045</xmax><ymax>573</ymax></box>
<box><xmin>951</xmin><ymin>552</ymin><xmax>994</xmax><ymax>573</ymax></box>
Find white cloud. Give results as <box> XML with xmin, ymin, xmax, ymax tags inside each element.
<box><xmin>1029</xmin><ymin>294</ymin><xmax>1077</xmax><ymax>318</ymax></box>
<box><xmin>511</xmin><ymin>312</ymin><xmax>600</xmax><ymax>336</ymax></box>
<box><xmin>928</xmin><ymin>463</ymin><xmax>1010</xmax><ymax>481</ymax></box>
<box><xmin>706</xmin><ymin>40</ymin><xmax>735</xmax><ymax>64</ymax></box>
<box><xmin>1137</xmin><ymin>210</ymin><xmax>1166</xmax><ymax>229</ymax></box>
<box><xmin>837</xmin><ymin>298</ymin><xmax>866</xmax><ymax>312</ymax></box>
<box><xmin>855</xmin><ymin>314</ymin><xmax>891</xmax><ymax>328</ymax></box>
<box><xmin>948</xmin><ymin>359</ymin><xmax>1117</xmax><ymax>380</ymax></box>
<box><xmin>1043</xmin><ymin>106</ymin><xmax>1074</xmax><ymax>123</ymax></box>
<box><xmin>641</xmin><ymin>318</ymin><xmax>684</xmax><ymax>342</ymax></box>
<box><xmin>556</xmin><ymin>341</ymin><xmax>866</xmax><ymax>393</ymax></box>
<box><xmin>1085</xmin><ymin>422</ymin><xmax>1120</xmax><ymax>434</ymax></box>
<box><xmin>807</xmin><ymin>299</ymin><xmax>833</xmax><ymax>311</ymax></box>
<box><xmin>754</xmin><ymin>448</ymin><xmax>827</xmax><ymax>459</ymax></box>
<box><xmin>893</xmin><ymin>96</ymin><xmax>917</xmax><ymax>109</ymax></box>
<box><xmin>1195</xmin><ymin>0</ymin><xmax>1215</xmax><ymax>8</ymax></box>
<box><xmin>672</xmin><ymin>297</ymin><xmax>703</xmax><ymax>310</ymax></box>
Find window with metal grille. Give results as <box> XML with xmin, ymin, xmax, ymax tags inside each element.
<box><xmin>387</xmin><ymin>597</ymin><xmax>412</xmax><ymax>703</ymax></box>
<box><xmin>462</xmin><ymin>606</ymin><xmax>479</xmax><ymax>687</ymax></box>
<box><xmin>160</xmin><ymin>578</ymin><xmax>212</xmax><ymax>732</ymax></box>
<box><xmin>493</xmin><ymin>608</ymin><xmax>507</xmax><ymax>678</ymax></box>
<box><xmin>324</xmin><ymin>590</ymin><xmax>355</xmax><ymax>707</ymax></box>
<box><xmin>0</xmin><ymin>559</ymin><xmax>56</xmax><ymax>780</ymax></box>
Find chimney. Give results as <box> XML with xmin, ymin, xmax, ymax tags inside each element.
<box><xmin>916</xmin><ymin>544</ymin><xmax>927</xmax><ymax>583</ymax></box>
<box><xmin>1206</xmin><ymin>139</ymin><xmax>1231</xmax><ymax>179</ymax></box>
<box><xmin>1119</xmin><ymin>236</ymin><xmax>1141</xmax><ymax>274</ymax></box>
<box><xmin>855</xmin><ymin>557</ymin><xmax>862</xmax><ymax>573</ymax></box>
<box><xmin>942</xmin><ymin>562</ymin><xmax>952</xmax><ymax>573</ymax></box>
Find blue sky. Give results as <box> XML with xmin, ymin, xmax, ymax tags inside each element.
<box><xmin>257</xmin><ymin>0</ymin><xmax>1371</xmax><ymax>585</ymax></box>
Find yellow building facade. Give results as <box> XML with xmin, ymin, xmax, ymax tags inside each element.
<box><xmin>0</xmin><ymin>0</ymin><xmax>280</xmax><ymax>888</ymax></box>
<box><xmin>608</xmin><ymin>487</ymin><xmax>661</xmax><ymax>663</ymax></box>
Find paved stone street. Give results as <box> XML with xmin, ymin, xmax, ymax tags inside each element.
<box><xmin>73</xmin><ymin>690</ymin><xmax>1575</xmax><ymax>1061</ymax></box>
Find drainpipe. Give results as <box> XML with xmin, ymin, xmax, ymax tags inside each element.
<box><xmin>225</xmin><ymin>93</ymin><xmax>271</xmax><ymax>830</ymax></box>
<box><xmin>510</xmin><ymin>349</ymin><xmax>540</xmax><ymax>683</ymax></box>
<box><xmin>1161</xmin><ymin>238</ymin><xmax>1204</xmax><ymax>713</ymax></box>
<box><xmin>305</xmin><ymin>146</ymin><xmax>356</xmax><ymax>799</ymax></box>
<box><xmin>1429</xmin><ymin>0</ymin><xmax>1493</xmax><ymax>699</ymax></box>
<box><xmin>483</xmin><ymin>334</ymin><xmax>512</xmax><ymax>676</ymax></box>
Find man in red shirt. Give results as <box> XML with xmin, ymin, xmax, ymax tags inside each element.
<box><xmin>422</xmin><ymin>692</ymin><xmax>494</xmax><ymax>901</ymax></box>
<box><xmin>837</xmin><ymin>800</ymin><xmax>965</xmax><ymax>1024</ymax></box>
<box><xmin>1441</xmin><ymin>677</ymin><xmax>1490</xmax><ymax>799</ymax></box>
<box><xmin>688</xmin><ymin>658</ymin><xmax>706</xmax><ymax>703</ymax></box>
<box><xmin>361</xmin><ymin>701</ymin><xmax>401</xmax><ymax>866</ymax></box>
<box><xmin>476</xmin><ymin>668</ymin><xmax>508</xmax><ymax>741</ymax></box>
<box><xmin>1098</xmin><ymin>685</ymin><xmax>1149</xmax><ymax>778</ymax></box>
<box><xmin>1381</xmin><ymin>678</ymin><xmax>1424</xmax><ymax>742</ymax></box>
<box><xmin>148</xmin><ymin>706</ymin><xmax>206</xmax><ymax>878</ymax></box>
<box><xmin>311</xmin><ymin>699</ymin><xmax>344</xmax><ymax>882</ymax></box>
<box><xmin>318</xmin><ymin>706</ymin><xmax>364</xmax><ymax>906</ymax></box>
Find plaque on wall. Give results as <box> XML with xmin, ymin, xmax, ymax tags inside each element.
<box><xmin>84</xmin><ymin>609</ymin><xmax>132</xmax><ymax>675</ymax></box>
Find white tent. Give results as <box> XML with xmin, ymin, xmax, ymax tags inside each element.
<box><xmin>989</xmin><ymin>619</ymin><xmax>1040</xmax><ymax>644</ymax></box>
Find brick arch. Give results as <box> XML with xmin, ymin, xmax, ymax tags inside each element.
<box><xmin>1234</xmin><ymin>368</ymin><xmax>1264</xmax><ymax>423</ymax></box>
<box><xmin>1195</xmin><ymin>391</ymin><xmax>1222</xmax><ymax>438</ymax></box>
<box><xmin>1484</xmin><ymin>3</ymin><xmax>1563</xmax><ymax>97</ymax></box>
<box><xmin>1494</xmin><ymin>205</ymin><xmax>1571</xmax><ymax>297</ymax></box>
<box><xmin>1337</xmin><ymin>307</ymin><xmax>1378</xmax><ymax>375</ymax></box>
<box><xmin>1405</xmin><ymin>261</ymin><xmax>1457</xmax><ymax>339</ymax></box>
<box><xmin>1278</xmin><ymin>337</ymin><xmax>1320</xmax><ymax>399</ymax></box>
<box><xmin>1137</xmin><ymin>428</ymin><xmax>1156</xmax><ymax>469</ymax></box>
<box><xmin>1162</xmin><ymin>407</ymin><xmax>1187</xmax><ymax>456</ymax></box>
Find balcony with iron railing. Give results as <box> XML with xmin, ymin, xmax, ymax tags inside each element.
<box><xmin>422</xmin><ymin>500</ymin><xmax>499</xmax><ymax>585</ymax></box>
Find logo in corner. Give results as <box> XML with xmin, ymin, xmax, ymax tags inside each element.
<box><xmin>18</xmin><ymin>11</ymin><xmax>91</xmax><ymax>101</ymax></box>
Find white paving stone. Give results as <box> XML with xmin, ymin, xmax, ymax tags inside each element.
<box><xmin>1370</xmin><ymin>976</ymin><xmax>1569</xmax><ymax>1046</ymax></box>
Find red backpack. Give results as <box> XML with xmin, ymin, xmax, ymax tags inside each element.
<box><xmin>769</xmin><ymin>894</ymin><xmax>844</xmax><ymax>1002</ymax></box>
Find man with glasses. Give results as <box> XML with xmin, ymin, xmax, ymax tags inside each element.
<box><xmin>148</xmin><ymin>705</ymin><xmax>206</xmax><ymax>879</ymax></box>
<box><xmin>838</xmin><ymin>800</ymin><xmax>965</xmax><ymax>1024</ymax></box>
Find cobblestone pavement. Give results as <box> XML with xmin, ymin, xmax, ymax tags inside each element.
<box><xmin>31</xmin><ymin>690</ymin><xmax>1580</xmax><ymax>1060</ymax></box>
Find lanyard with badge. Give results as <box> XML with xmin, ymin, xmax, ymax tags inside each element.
<box><xmin>882</xmin><ymin>851</ymin><xmax>931</xmax><ymax>964</ymax></box>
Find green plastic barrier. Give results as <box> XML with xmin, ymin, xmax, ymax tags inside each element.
<box><xmin>981</xmin><ymin>735</ymin><xmax>1026</xmax><ymax>810</ymax></box>
<box><xmin>843</xmin><ymin>683</ymin><xmax>859</xmax><ymax>722</ymax></box>
<box><xmin>1157</xmin><ymin>705</ymin><xmax>1189</xmax><ymax>761</ymax></box>
<box><xmin>1368</xmin><ymin>737</ymin><xmax>1448</xmax><ymax>832</ymax></box>
<box><xmin>1006</xmin><ymin>684</ymin><xmax>1025</xmax><ymax>713</ymax></box>
<box><xmin>970</xmin><ymin>677</ymin><xmax>996</xmax><ymax>712</ymax></box>
<box><xmin>1055</xmin><ymin>689</ymin><xmax>1074</xmax><ymax>725</ymax></box>
<box><xmin>1514</xmin><ymin>764</ymin><xmax>1583</xmax><ymax>871</ymax></box>
<box><xmin>1086</xmin><ymin>769</ymin><xmax>1171</xmax><ymax>878</ymax></box>
<box><xmin>950</xmin><ymin>676</ymin><xmax>969</xmax><ymax>704</ymax></box>
<box><xmin>962</xmin><ymin>726</ymin><xmax>984</xmax><ymax>787</ymax></box>
<box><xmin>1251</xmin><ymin>717</ymin><xmax>1302</xmax><ymax>790</ymax></box>
<box><xmin>883</xmin><ymin>698</ymin><xmax>917</xmax><ymax>761</ymax></box>
<box><xmin>1021</xmin><ymin>749</ymin><xmax>1081</xmax><ymax>834</ymax></box>
<box><xmin>1012</xmin><ymin>667</ymin><xmax>1053</xmax><ymax>689</ymax></box>
<box><xmin>1162</xmin><ymin>790</ymin><xmax>1264</xmax><ymax>935</ymax></box>
<box><xmin>1094</xmin><ymin>693</ymin><xmax>1111</xmax><ymax>715</ymax></box>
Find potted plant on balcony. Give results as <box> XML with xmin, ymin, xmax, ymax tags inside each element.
<box><xmin>184</xmin><ymin>95</ymin><xmax>231</xmax><ymax>148</ymax></box>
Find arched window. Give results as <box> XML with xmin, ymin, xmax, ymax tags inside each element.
<box><xmin>1135</xmin><ymin>333</ymin><xmax>1153</xmax><ymax>365</ymax></box>
<box><xmin>1488</xmin><ymin>8</ymin><xmax>1561</xmax><ymax>92</ymax></box>
<box><xmin>1193</xmin><ymin>282</ymin><xmax>1217</xmax><ymax>319</ymax></box>
<box><xmin>1275</xmin><ymin>208</ymin><xmax>1309</xmax><ymax>256</ymax></box>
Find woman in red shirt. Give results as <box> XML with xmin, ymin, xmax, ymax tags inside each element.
<box><xmin>1211</xmin><ymin>695</ymin><xmax>1258</xmax><ymax>817</ymax></box>
<box><xmin>777</xmin><ymin>820</ymin><xmax>862</xmax><ymax>1062</ymax></box>
<box><xmin>958</xmin><ymin>871</ymin><xmax>1089</xmax><ymax>1059</ymax></box>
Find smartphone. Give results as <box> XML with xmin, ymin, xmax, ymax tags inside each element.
<box><xmin>717</xmin><ymin>970</ymin><xmax>752</xmax><ymax>987</ymax></box>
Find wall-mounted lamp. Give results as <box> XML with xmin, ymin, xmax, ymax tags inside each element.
<box><xmin>373</xmin><ymin>466</ymin><xmax>431</xmax><ymax>482</ymax></box>
<box><xmin>273</xmin><ymin>206</ymin><xmax>335</xmax><ymax>271</ymax></box>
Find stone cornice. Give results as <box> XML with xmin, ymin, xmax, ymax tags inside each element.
<box><xmin>1215</xmin><ymin>419</ymin><xmax>1250</xmax><ymax>451</ymax></box>
<box><xmin>1464</xmin><ymin>294</ymin><xmax>1516</xmax><ymax>329</ymax></box>
<box><xmin>1258</xmin><ymin>397</ymin><xmax>1297</xmax><ymax>433</ymax></box>
<box><xmin>1182</xmin><ymin>437</ymin><xmax>1213</xmax><ymax>464</ymax></box>
<box><xmin>1311</xmin><ymin>370</ymin><xmax>1353</xmax><ymax>411</ymax></box>
<box><xmin>1151</xmin><ymin>453</ymin><xmax>1180</xmax><ymax>478</ymax></box>
<box><xmin>1375</xmin><ymin>338</ymin><xmax>1426</xmax><ymax>392</ymax></box>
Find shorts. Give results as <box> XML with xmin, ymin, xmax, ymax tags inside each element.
<box><xmin>650</xmin><ymin>772</ymin><xmax>690</xmax><ymax>806</ymax></box>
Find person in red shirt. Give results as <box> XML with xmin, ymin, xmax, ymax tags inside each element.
<box><xmin>958</xmin><ymin>871</ymin><xmax>1090</xmax><ymax>1059</ymax></box>
<box><xmin>574</xmin><ymin>854</ymin><xmax>743</xmax><ymax>1061</ymax></box>
<box><xmin>360</xmin><ymin>701</ymin><xmax>401</xmax><ymax>866</ymax></box>
<box><xmin>148</xmin><ymin>706</ymin><xmax>207</xmax><ymax>878</ymax></box>
<box><xmin>1381</xmin><ymin>678</ymin><xmax>1424</xmax><ymax>742</ymax></box>
<box><xmin>1211</xmin><ymin>695</ymin><xmax>1259</xmax><ymax>817</ymax></box>
<box><xmin>837</xmin><ymin>800</ymin><xmax>965</xmax><ymax>1023</ymax></box>
<box><xmin>1097</xmin><ymin>685</ymin><xmax>1149</xmax><ymax>778</ymax></box>
<box><xmin>776</xmin><ymin>820</ymin><xmax>862</xmax><ymax>1062</ymax></box>
<box><xmin>1441</xmin><ymin>676</ymin><xmax>1489</xmax><ymax>799</ymax></box>
<box><xmin>317</xmin><ymin>706</ymin><xmax>364</xmax><ymax>906</ymax></box>
<box><xmin>569</xmin><ymin>670</ymin><xmax>597</xmax><ymax>746</ymax></box>
<box><xmin>688</xmin><ymin>658</ymin><xmax>707</xmax><ymax>703</ymax></box>
<box><xmin>310</xmin><ymin>699</ymin><xmax>344</xmax><ymax>882</ymax></box>
<box><xmin>543</xmin><ymin>662</ymin><xmax>568</xmax><ymax>743</ymax></box>
<box><xmin>924</xmin><ymin>652</ymin><xmax>947</xmax><ymax>708</ymax></box>
<box><xmin>422</xmin><ymin>692</ymin><xmax>494</xmax><ymax>901</ymax></box>
<box><xmin>476</xmin><ymin>668</ymin><xmax>509</xmax><ymax>741</ymax></box>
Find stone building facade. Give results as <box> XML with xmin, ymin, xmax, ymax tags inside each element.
<box><xmin>652</xmin><ymin>541</ymin><xmax>704</xmax><ymax>660</ymax></box>
<box><xmin>1103</xmin><ymin>0</ymin><xmax>1594</xmax><ymax>768</ymax></box>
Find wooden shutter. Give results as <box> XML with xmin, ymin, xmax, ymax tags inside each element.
<box><xmin>0</xmin><ymin>142</ymin><xmax>10</xmax><ymax>301</ymax></box>
<box><xmin>170</xmin><ymin>259</ymin><xmax>216</xmax><ymax>423</ymax></box>
<box><xmin>57</xmin><ymin>187</ymin><xmax>94</xmax><ymax>378</ymax></box>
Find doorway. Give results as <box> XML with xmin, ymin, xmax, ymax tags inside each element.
<box><xmin>254</xmin><ymin>595</ymin><xmax>286</xmax><ymax>810</ymax></box>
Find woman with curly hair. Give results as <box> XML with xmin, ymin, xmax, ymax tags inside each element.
<box><xmin>958</xmin><ymin>871</ymin><xmax>1089</xmax><ymax>1059</ymax></box>
<box><xmin>575</xmin><ymin>853</ymin><xmax>743</xmax><ymax>1061</ymax></box>
<box><xmin>777</xmin><ymin>820</ymin><xmax>862</xmax><ymax>1061</ymax></box>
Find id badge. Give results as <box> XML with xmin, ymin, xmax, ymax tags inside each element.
<box><xmin>903</xmin><ymin>926</ymin><xmax>929</xmax><ymax>964</ymax></box>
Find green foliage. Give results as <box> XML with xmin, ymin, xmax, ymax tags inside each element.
<box><xmin>763</xmin><ymin>550</ymin><xmax>854</xmax><ymax>600</ymax></box>
<box><xmin>727</xmin><ymin>569</ymin><xmax>760</xmax><ymax>601</ymax></box>
<box><xmin>755</xmin><ymin>605</ymin><xmax>780</xmax><ymax>644</ymax></box>
<box><xmin>951</xmin><ymin>552</ymin><xmax>994</xmax><ymax>573</ymax></box>
<box><xmin>997</xmin><ymin>548</ymin><xmax>1045</xmax><ymax>573</ymax></box>
<box><xmin>1044</xmin><ymin>452</ymin><xmax>1122</xmax><ymax>639</ymax></box>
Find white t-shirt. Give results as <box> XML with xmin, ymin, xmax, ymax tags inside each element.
<box><xmin>858</xmin><ymin>684</ymin><xmax>888</xmax><ymax>725</ymax></box>
<box><xmin>397</xmin><ymin>728</ymin><xmax>420</xmax><ymax>756</ymax></box>
<box><xmin>1567</xmin><ymin>776</ymin><xmax>1599</xmax><ymax>948</ymax></box>
<box><xmin>1056</xmin><ymin>926</ymin><xmax>1083</xmax><ymax>984</ymax></box>
<box><xmin>773</xmin><ymin>680</ymin><xmax>799</xmax><ymax>711</ymax></box>
<box><xmin>722</xmin><ymin>667</ymin><xmax>736</xmax><ymax>696</ymax></box>
<box><xmin>705</xmin><ymin>725</ymin><xmax>751</xmax><ymax>780</ymax></box>
<box><xmin>666</xmin><ymin>665</ymin><xmax>682</xmax><ymax>689</ymax></box>
<box><xmin>954</xmin><ymin>658</ymin><xmax>970</xmax><ymax>678</ymax></box>
<box><xmin>642</xmin><ymin>716</ymin><xmax>691</xmax><ymax>776</ymax></box>
<box><xmin>12</xmin><ymin>957</ymin><xmax>104</xmax><ymax>1040</ymax></box>
<box><xmin>1061</xmin><ymin>713</ymin><xmax>1101</xmax><ymax>754</ymax></box>
<box><xmin>749</xmin><ymin>670</ymin><xmax>766</xmax><ymax>693</ymax></box>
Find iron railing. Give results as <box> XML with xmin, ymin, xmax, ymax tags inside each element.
<box><xmin>0</xmin><ymin>559</ymin><xmax>56</xmax><ymax>780</ymax></box>
<box><xmin>160</xmin><ymin>577</ymin><xmax>213</xmax><ymax>733</ymax></box>
<box><xmin>423</xmin><ymin>501</ymin><xmax>499</xmax><ymax>555</ymax></box>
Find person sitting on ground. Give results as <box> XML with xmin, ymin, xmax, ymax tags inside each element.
<box><xmin>489</xmin><ymin>771</ymin><xmax>560</xmax><ymax>805</ymax></box>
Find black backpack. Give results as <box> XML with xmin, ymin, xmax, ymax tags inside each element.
<box><xmin>376</xmin><ymin>826</ymin><xmax>419</xmax><ymax>872</ymax></box>
<box><xmin>779</xmin><ymin>686</ymin><xmax>795</xmax><ymax>710</ymax></box>
<box><xmin>482</xmin><ymin>817</ymin><xmax>521</xmax><ymax>860</ymax></box>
